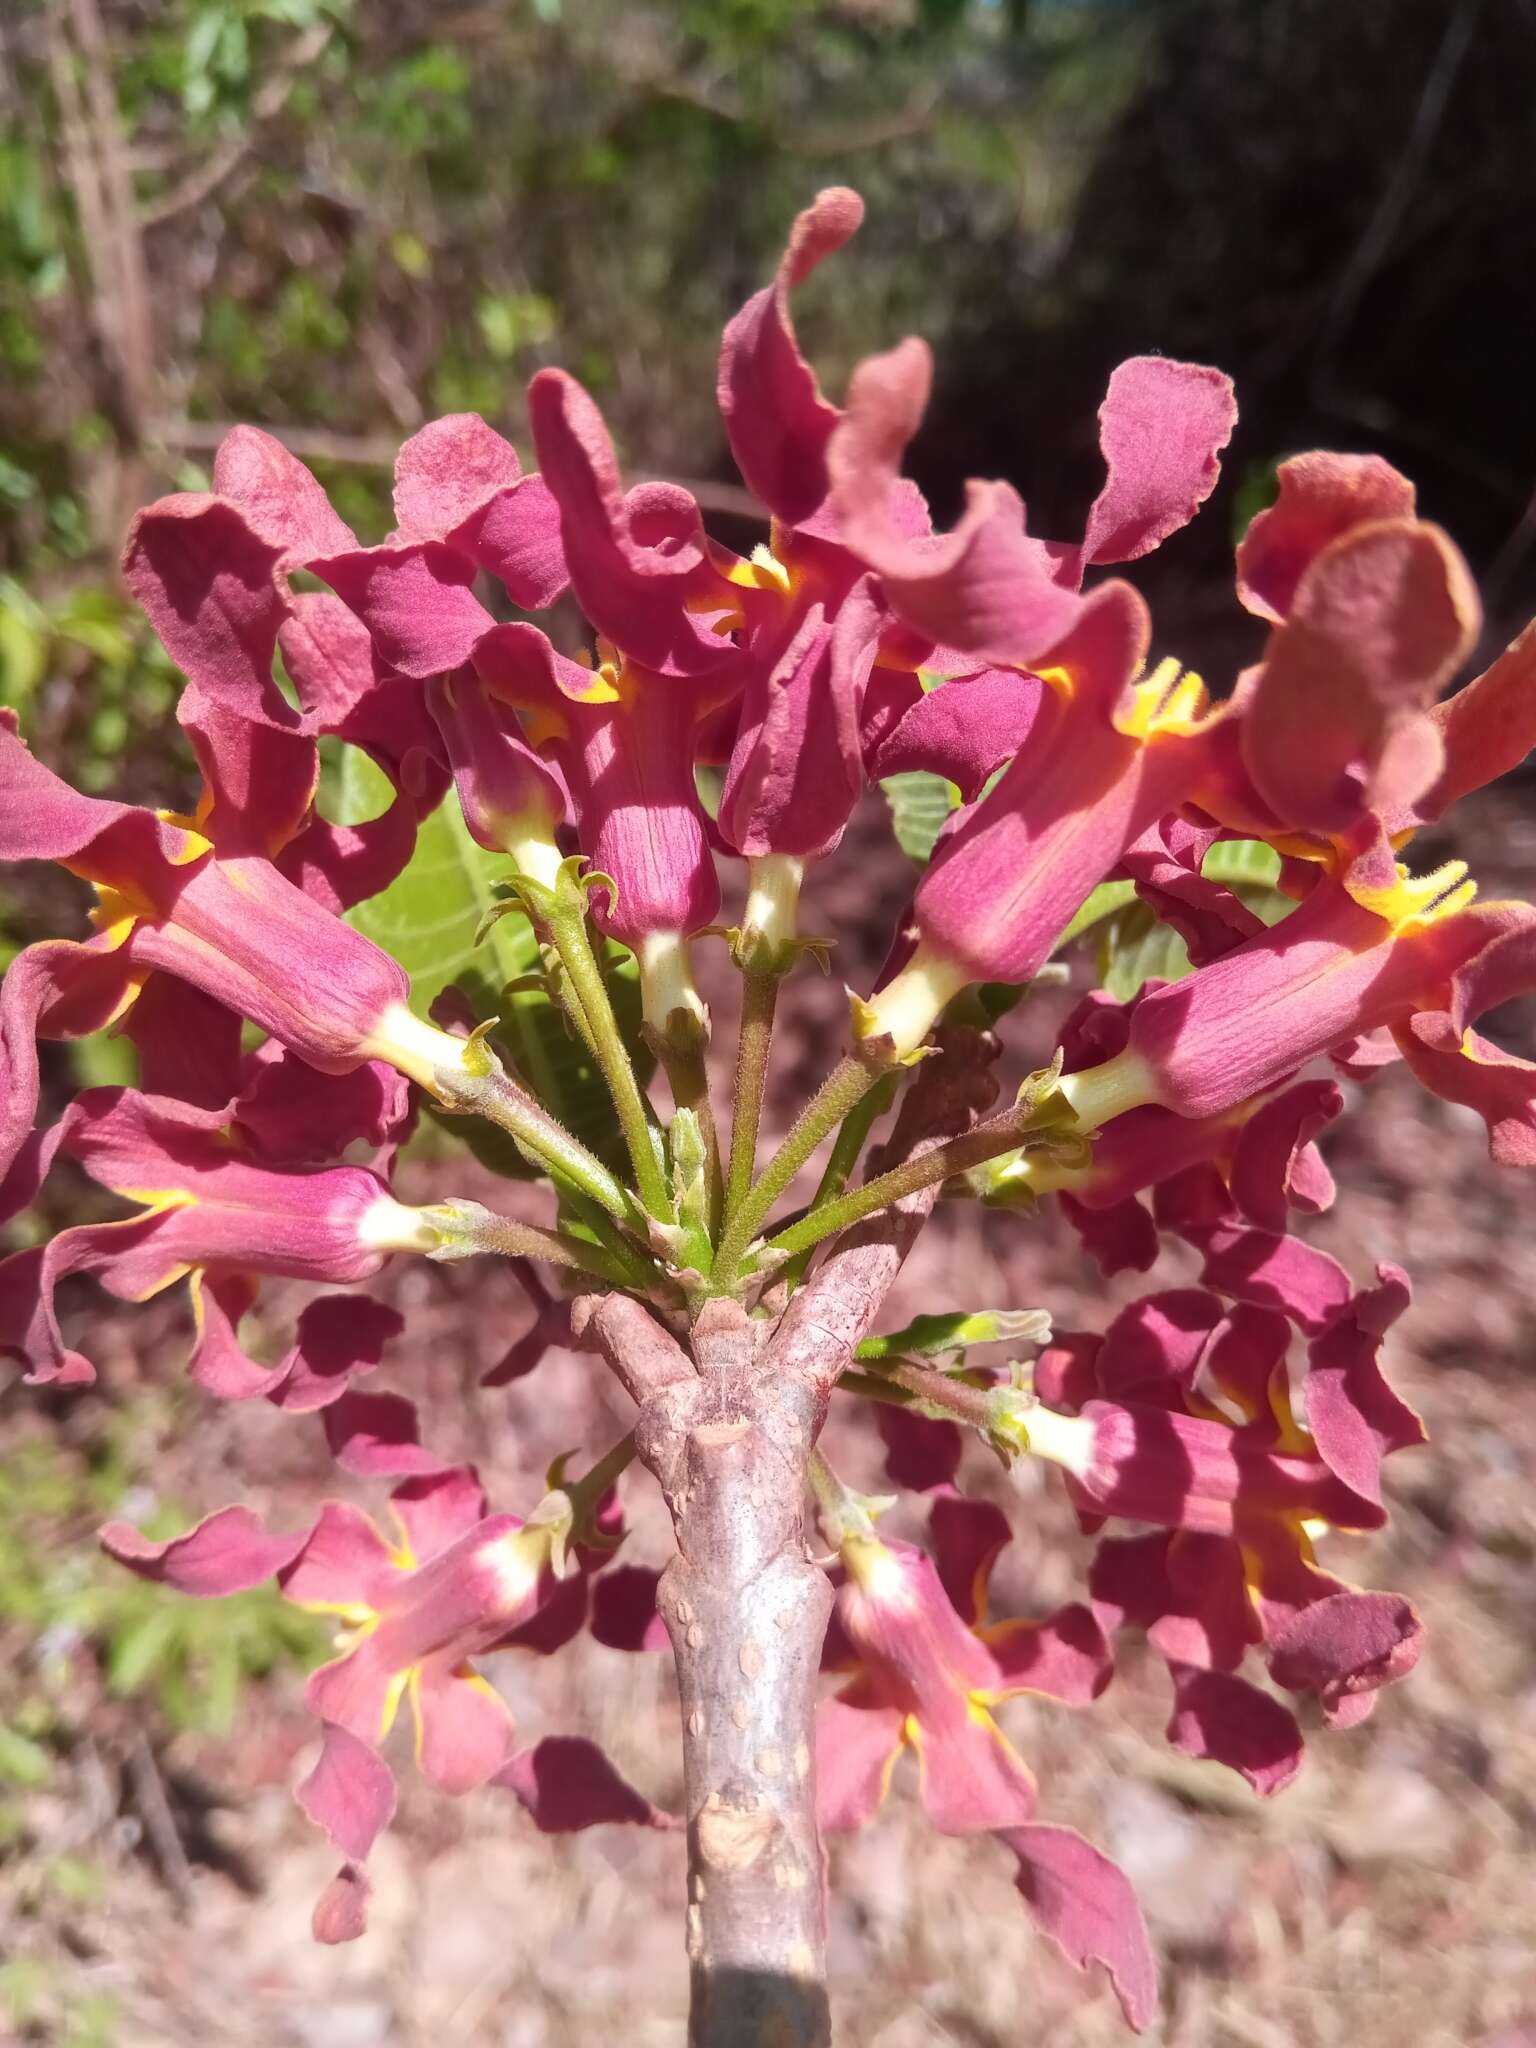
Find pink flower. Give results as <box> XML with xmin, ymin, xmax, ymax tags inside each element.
<box><xmin>714</xmin><ymin>192</ymin><xmax>1233</xmax><ymax>880</ymax></box>
<box><xmin>987</xmin><ymin>984</ymin><xmax>1342</xmax><ymax>1278</ymax></box>
<box><xmin>101</xmin><ymin>1460</ymin><xmax>604</xmax><ymax>1936</ymax></box>
<box><xmin>0</xmin><ymin>719</ymin><xmax>469</xmax><ymax>1187</ymax></box>
<box><xmin>861</xmin><ymin>582</ymin><xmax>1277</xmax><ymax>1045</ymax></box>
<box><xmin>1059</xmin><ymin>828</ymin><xmax>1536</xmax><ymax>1162</ymax></box>
<box><xmin>0</xmin><ymin>1085</ymin><xmax>437</xmax><ymax>1388</ymax></box>
<box><xmin>473</xmin><ymin>620</ymin><xmax>730</xmax><ymax>951</ymax></box>
<box><xmin>425</xmin><ymin>666</ymin><xmax>566</xmax><ymax>865</ymax></box>
<box><xmin>1016</xmin><ymin>1283</ymin><xmax>1424</xmax><ymax>1790</ymax></box>
<box><xmin>817</xmin><ymin>1494</ymin><xmax>1155</xmax><ymax>2029</ymax></box>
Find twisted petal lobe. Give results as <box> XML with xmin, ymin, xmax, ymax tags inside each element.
<box><xmin>718</xmin><ymin>185</ymin><xmax>865</xmax><ymax>527</ymax></box>
<box><xmin>392</xmin><ymin>412</ymin><xmax>569</xmax><ymax>610</ymax></box>
<box><xmin>1236</xmin><ymin>451</ymin><xmax>1415</xmax><ymax>622</ymax></box>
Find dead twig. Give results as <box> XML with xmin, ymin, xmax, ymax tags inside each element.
<box><xmin>138</xmin><ymin>20</ymin><xmax>333</xmax><ymax>228</ymax></box>
<box><xmin>124</xmin><ymin>1734</ymin><xmax>195</xmax><ymax>1914</ymax></box>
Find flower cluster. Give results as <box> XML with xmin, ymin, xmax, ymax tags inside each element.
<box><xmin>4</xmin><ymin>187</ymin><xmax>1535</xmax><ymax>2030</ymax></box>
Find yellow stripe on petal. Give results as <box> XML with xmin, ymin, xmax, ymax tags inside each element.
<box><xmin>383</xmin><ymin>1502</ymin><xmax>419</xmax><ymax>1573</ymax></box>
<box><xmin>380</xmin><ymin>1665</ymin><xmax>411</xmax><ymax>1744</ymax></box>
<box><xmin>112</xmin><ymin>1185</ymin><xmax>199</xmax><ymax>1215</ymax></box>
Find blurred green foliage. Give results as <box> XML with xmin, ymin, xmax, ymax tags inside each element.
<box><xmin>0</xmin><ymin>0</ymin><xmax>1149</xmax><ymax>585</ymax></box>
<box><xmin>0</xmin><ymin>1956</ymin><xmax>117</xmax><ymax>2048</ymax></box>
<box><xmin>0</xmin><ymin>1414</ymin><xmax>325</xmax><ymax>1761</ymax></box>
<box><xmin>0</xmin><ymin>1401</ymin><xmax>323</xmax><ymax>2041</ymax></box>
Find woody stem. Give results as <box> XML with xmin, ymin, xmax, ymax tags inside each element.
<box><xmin>646</xmin><ymin>1384</ymin><xmax>833</xmax><ymax>2048</ymax></box>
<box><xmin>581</xmin><ymin>1293</ymin><xmax>834</xmax><ymax>2048</ymax></box>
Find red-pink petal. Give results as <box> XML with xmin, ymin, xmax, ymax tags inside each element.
<box><xmin>1119</xmin><ymin>820</ymin><xmax>1265</xmax><ymax>967</ymax></box>
<box><xmin>865</xmin><ymin>668</ymin><xmax>1050</xmax><ymax>801</ymax></box>
<box><xmin>412</xmin><ymin>1661</ymin><xmax>515</xmax><ymax>1793</ymax></box>
<box><xmin>268</xmin><ymin>1295</ymin><xmax>404</xmax><ymax>1414</ymax></box>
<box><xmin>719</xmin><ymin>585</ymin><xmax>878</xmax><ymax>859</ymax></box>
<box><xmin>387</xmin><ymin>1466</ymin><xmax>489</xmax><ymax>1563</ymax></box>
<box><xmin>311</xmin><ymin>541</ymin><xmax>494</xmax><ymax>681</ymax></box>
<box><xmin>1164</xmin><ymin>1661</ymin><xmax>1303</xmax><ymax>1796</ymax></box>
<box><xmin>1182</xmin><ymin>1223</ymin><xmax>1353</xmax><ymax>1336</ymax></box>
<box><xmin>1059</xmin><ymin>1192</ymin><xmax>1161</xmax><ymax>1279</ymax></box>
<box><xmin>1073</xmin><ymin>356</ymin><xmax>1236</xmax><ymax>574</ymax></box>
<box><xmin>296</xmin><ymin>1721</ymin><xmax>397</xmax><ymax>1860</ymax></box>
<box><xmin>718</xmin><ymin>186</ymin><xmax>864</xmax><ymax>526</ymax></box>
<box><xmin>527</xmin><ymin>369</ymin><xmax>737</xmax><ymax>678</ymax></box>
<box><xmin>212</xmin><ymin>426</ymin><xmax>357</xmax><ymax>562</ymax></box>
<box><xmin>185</xmin><ymin>1272</ymin><xmax>274</xmax><ymax>1400</ymax></box>
<box><xmin>0</xmin><ymin>936</ymin><xmax>138</xmax><ymax>1192</ymax></box>
<box><xmin>1266</xmin><ymin>1589</ymin><xmax>1423</xmax><ymax>1720</ymax></box>
<box><xmin>1240</xmin><ymin>520</ymin><xmax>1480</xmax><ymax>834</ymax></box>
<box><xmin>322</xmin><ymin>1390</ymin><xmax>448</xmax><ymax>1478</ymax></box>
<box><xmin>1228</xmin><ymin>1079</ymin><xmax>1343</xmax><ymax>1232</ymax></box>
<box><xmin>914</xmin><ymin>1707</ymin><xmax>1038</xmax><ymax>1834</ymax></box>
<box><xmin>1406</xmin><ymin>616</ymin><xmax>1536</xmax><ymax>825</ymax></box>
<box><xmin>982</xmin><ymin>1603</ymin><xmax>1113</xmax><ymax>1705</ymax></box>
<box><xmin>123</xmin><ymin>976</ymin><xmax>244</xmax><ymax>1110</ymax></box>
<box><xmin>829</xmin><ymin>338</ymin><xmax>1082</xmax><ymax>665</ymax></box>
<box><xmin>1033</xmin><ymin>1332</ymin><xmax>1102</xmax><ymax>1413</ymax></box>
<box><xmin>280</xmin><ymin>1499</ymin><xmax>400</xmax><ymax>1610</ymax></box>
<box><xmin>999</xmin><ymin>1822</ymin><xmax>1158</xmax><ymax>2033</ymax></box>
<box><xmin>815</xmin><ymin>1691</ymin><xmax>904</xmax><ymax>1832</ymax></box>
<box><xmin>236</xmin><ymin>1050</ymin><xmax>413</xmax><ymax>1167</ymax></box>
<box><xmin>121</xmin><ymin>493</ymin><xmax>314</xmax><ymax>858</ymax></box>
<box><xmin>312</xmin><ymin>1862</ymin><xmax>372</xmax><ymax>1944</ymax></box>
<box><xmin>393</xmin><ymin>413</ymin><xmax>569</xmax><ymax>610</ymax></box>
<box><xmin>101</xmin><ymin>1504</ymin><xmax>306</xmax><ymax>1595</ymax></box>
<box><xmin>1235</xmin><ymin>451</ymin><xmax>1415</xmax><ymax>622</ymax></box>
<box><xmin>874</xmin><ymin>1402</ymin><xmax>963</xmax><ymax>1494</ymax></box>
<box><xmin>1304</xmin><ymin>1265</ymin><xmax>1422</xmax><ymax>1506</ymax></box>
<box><xmin>928</xmin><ymin>1493</ymin><xmax>1010</xmax><ymax>1628</ymax></box>
<box><xmin>1096</xmin><ymin>1288</ymin><xmax>1224</xmax><ymax>1400</ymax></box>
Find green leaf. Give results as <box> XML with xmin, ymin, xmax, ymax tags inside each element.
<box><xmin>343</xmin><ymin>761</ymin><xmax>652</xmax><ymax>1177</ymax></box>
<box><xmin>1053</xmin><ymin>878</ymin><xmax>1138</xmax><ymax>950</ymax></box>
<box><xmin>345</xmin><ymin>770</ymin><xmax>537</xmax><ymax>1018</ymax></box>
<box><xmin>882</xmin><ymin>770</ymin><xmax>959</xmax><ymax>864</ymax></box>
<box><xmin>1202</xmin><ymin>837</ymin><xmax>1283</xmax><ymax>888</ymax></box>
<box><xmin>1095</xmin><ymin>900</ymin><xmax>1194</xmax><ymax>1002</ymax></box>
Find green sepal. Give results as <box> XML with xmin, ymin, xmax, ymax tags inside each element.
<box><xmin>708</xmin><ymin>922</ymin><xmax>834</xmax><ymax>979</ymax></box>
<box><xmin>666</xmin><ymin>1108</ymin><xmax>716</xmax><ymax>1275</ymax></box>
